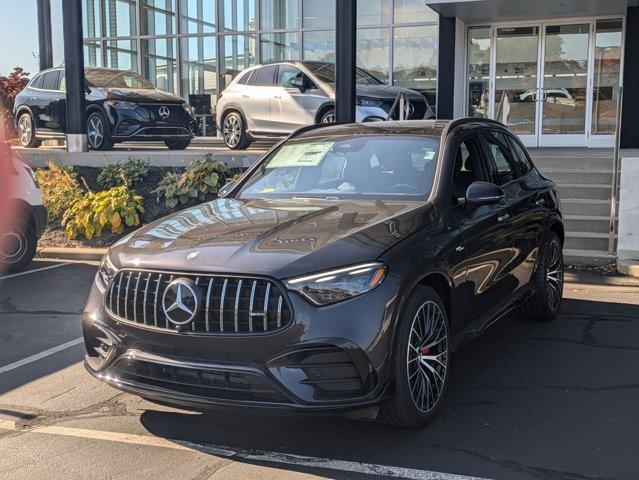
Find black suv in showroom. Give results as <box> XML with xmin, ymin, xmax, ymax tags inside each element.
<box><xmin>14</xmin><ymin>67</ymin><xmax>197</xmax><ymax>151</ymax></box>
<box><xmin>83</xmin><ymin>118</ymin><xmax>564</xmax><ymax>427</ymax></box>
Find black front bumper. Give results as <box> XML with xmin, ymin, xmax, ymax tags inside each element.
<box><xmin>104</xmin><ymin>103</ymin><xmax>197</xmax><ymax>140</ymax></box>
<box><xmin>82</xmin><ymin>275</ymin><xmax>402</xmax><ymax>415</ymax></box>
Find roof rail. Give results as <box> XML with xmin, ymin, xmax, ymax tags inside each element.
<box><xmin>441</xmin><ymin>117</ymin><xmax>505</xmax><ymax>137</ymax></box>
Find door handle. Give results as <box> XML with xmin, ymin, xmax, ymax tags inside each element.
<box><xmin>497</xmin><ymin>213</ymin><xmax>510</xmax><ymax>223</ymax></box>
<box><xmin>274</xmin><ymin>95</ymin><xmax>281</xmax><ymax>99</ymax></box>
<box><xmin>455</xmin><ymin>245</ymin><xmax>465</xmax><ymax>253</ymax></box>
<box><xmin>242</xmin><ymin>94</ymin><xmax>250</xmax><ymax>98</ymax></box>
<box><xmin>535</xmin><ymin>198</ymin><xmax>546</xmax><ymax>207</ymax></box>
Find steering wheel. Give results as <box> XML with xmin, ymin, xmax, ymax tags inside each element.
<box><xmin>388</xmin><ymin>184</ymin><xmax>421</xmax><ymax>194</ymax></box>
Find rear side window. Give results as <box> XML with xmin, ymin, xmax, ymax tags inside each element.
<box><xmin>236</xmin><ymin>69</ymin><xmax>255</xmax><ymax>85</ymax></box>
<box><xmin>506</xmin><ymin>135</ymin><xmax>533</xmax><ymax>176</ymax></box>
<box><xmin>41</xmin><ymin>71</ymin><xmax>60</xmax><ymax>90</ymax></box>
<box><xmin>254</xmin><ymin>65</ymin><xmax>277</xmax><ymax>86</ymax></box>
<box><xmin>30</xmin><ymin>74</ymin><xmax>44</xmax><ymax>89</ymax></box>
<box><xmin>481</xmin><ymin>131</ymin><xmax>517</xmax><ymax>186</ymax></box>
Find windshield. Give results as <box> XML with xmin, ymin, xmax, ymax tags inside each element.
<box><xmin>85</xmin><ymin>69</ymin><xmax>156</xmax><ymax>90</ymax></box>
<box><xmin>236</xmin><ymin>135</ymin><xmax>439</xmax><ymax>200</ymax></box>
<box><xmin>304</xmin><ymin>62</ymin><xmax>383</xmax><ymax>86</ymax></box>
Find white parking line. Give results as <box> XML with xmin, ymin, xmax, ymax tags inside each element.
<box><xmin>0</xmin><ymin>422</ymin><xmax>490</xmax><ymax>480</ymax></box>
<box><xmin>0</xmin><ymin>262</ymin><xmax>70</xmax><ymax>280</ymax></box>
<box><xmin>0</xmin><ymin>338</ymin><xmax>84</xmax><ymax>374</ymax></box>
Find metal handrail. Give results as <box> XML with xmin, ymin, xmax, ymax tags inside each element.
<box><xmin>609</xmin><ymin>85</ymin><xmax>624</xmax><ymax>255</ymax></box>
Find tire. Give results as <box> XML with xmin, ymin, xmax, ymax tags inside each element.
<box><xmin>164</xmin><ymin>138</ymin><xmax>191</xmax><ymax>150</ymax></box>
<box><xmin>16</xmin><ymin>113</ymin><xmax>41</xmax><ymax>148</ymax></box>
<box><xmin>1</xmin><ymin>218</ymin><xmax>37</xmax><ymax>273</ymax></box>
<box><xmin>518</xmin><ymin>231</ymin><xmax>564</xmax><ymax>321</ymax></box>
<box><xmin>319</xmin><ymin>109</ymin><xmax>336</xmax><ymax>124</ymax></box>
<box><xmin>86</xmin><ymin>111</ymin><xmax>114</xmax><ymax>151</ymax></box>
<box><xmin>221</xmin><ymin>111</ymin><xmax>251</xmax><ymax>150</ymax></box>
<box><xmin>378</xmin><ymin>286</ymin><xmax>451</xmax><ymax>427</ymax></box>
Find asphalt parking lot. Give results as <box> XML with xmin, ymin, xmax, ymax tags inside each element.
<box><xmin>1</xmin><ymin>260</ymin><xmax>638</xmax><ymax>480</ymax></box>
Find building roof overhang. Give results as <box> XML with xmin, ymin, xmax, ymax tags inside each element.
<box><xmin>427</xmin><ymin>0</ymin><xmax>638</xmax><ymax>23</ymax></box>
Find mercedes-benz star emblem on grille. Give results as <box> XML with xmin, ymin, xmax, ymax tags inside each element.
<box><xmin>159</xmin><ymin>106</ymin><xmax>170</xmax><ymax>119</ymax></box>
<box><xmin>162</xmin><ymin>278</ymin><xmax>201</xmax><ymax>326</ymax></box>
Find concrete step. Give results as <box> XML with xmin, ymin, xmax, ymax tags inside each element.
<box><xmin>564</xmin><ymin>215</ymin><xmax>610</xmax><ymax>234</ymax></box>
<box><xmin>556</xmin><ymin>184</ymin><xmax>611</xmax><ymax>200</ymax></box>
<box><xmin>541</xmin><ymin>169</ymin><xmax>613</xmax><ymax>185</ymax></box>
<box><xmin>561</xmin><ymin>199</ymin><xmax>612</xmax><ymax>216</ymax></box>
<box><xmin>564</xmin><ymin>248</ymin><xmax>615</xmax><ymax>266</ymax></box>
<box><xmin>532</xmin><ymin>156</ymin><xmax>613</xmax><ymax>171</ymax></box>
<box><xmin>565</xmin><ymin>231</ymin><xmax>611</xmax><ymax>252</ymax></box>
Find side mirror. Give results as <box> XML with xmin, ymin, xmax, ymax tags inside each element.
<box><xmin>291</xmin><ymin>76</ymin><xmax>306</xmax><ymax>93</ymax></box>
<box><xmin>218</xmin><ymin>180</ymin><xmax>236</xmax><ymax>198</ymax></box>
<box><xmin>465</xmin><ymin>181</ymin><xmax>505</xmax><ymax>214</ymax></box>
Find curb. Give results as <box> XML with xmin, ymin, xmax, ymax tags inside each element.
<box><xmin>37</xmin><ymin>247</ymin><xmax>107</xmax><ymax>262</ymax></box>
<box><xmin>617</xmin><ymin>259</ymin><xmax>639</xmax><ymax>279</ymax></box>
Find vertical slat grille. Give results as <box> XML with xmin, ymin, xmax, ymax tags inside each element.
<box><xmin>106</xmin><ymin>270</ymin><xmax>293</xmax><ymax>335</ymax></box>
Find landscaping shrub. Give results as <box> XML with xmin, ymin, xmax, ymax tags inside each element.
<box><xmin>62</xmin><ymin>186</ymin><xmax>144</xmax><ymax>239</ymax></box>
<box><xmin>97</xmin><ymin>158</ymin><xmax>150</xmax><ymax>188</ymax></box>
<box><xmin>36</xmin><ymin>160</ymin><xmax>83</xmax><ymax>220</ymax></box>
<box><xmin>153</xmin><ymin>155</ymin><xmax>230</xmax><ymax>208</ymax></box>
<box><xmin>0</xmin><ymin>67</ymin><xmax>30</xmax><ymax>136</ymax></box>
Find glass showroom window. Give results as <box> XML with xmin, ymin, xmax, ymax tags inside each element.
<box><xmin>467</xmin><ymin>26</ymin><xmax>491</xmax><ymax>118</ymax></box>
<box><xmin>220</xmin><ymin>34</ymin><xmax>256</xmax><ymax>89</ymax></box>
<box><xmin>303</xmin><ymin>0</ymin><xmax>335</xmax><ymax>29</ymax></box>
<box><xmin>105</xmin><ymin>40</ymin><xmax>138</xmax><ymax>71</ymax></box>
<box><xmin>83</xmin><ymin>0</ymin><xmax>101</xmax><ymax>38</ymax></box>
<box><xmin>142</xmin><ymin>38</ymin><xmax>178</xmax><ymax>92</ymax></box>
<box><xmin>393</xmin><ymin>25</ymin><xmax>438</xmax><ymax>110</ymax></box>
<box><xmin>180</xmin><ymin>35</ymin><xmax>217</xmax><ymax>135</ymax></box>
<box><xmin>357</xmin><ymin>28</ymin><xmax>390</xmax><ymax>82</ymax></box>
<box><xmin>178</xmin><ymin>0</ymin><xmax>215</xmax><ymax>34</ymax></box>
<box><xmin>592</xmin><ymin>19</ymin><xmax>623</xmax><ymax>135</ymax></box>
<box><xmin>303</xmin><ymin>30</ymin><xmax>335</xmax><ymax>62</ymax></box>
<box><xmin>84</xmin><ymin>40</ymin><xmax>102</xmax><ymax>67</ymax></box>
<box><xmin>357</xmin><ymin>0</ymin><xmax>391</xmax><ymax>27</ymax></box>
<box><xmin>260</xmin><ymin>33</ymin><xmax>300</xmax><ymax>62</ymax></box>
<box><xmin>141</xmin><ymin>0</ymin><xmax>176</xmax><ymax>36</ymax></box>
<box><xmin>105</xmin><ymin>0</ymin><xmax>137</xmax><ymax>37</ymax></box>
<box><xmin>394</xmin><ymin>0</ymin><xmax>438</xmax><ymax>24</ymax></box>
<box><xmin>260</xmin><ymin>0</ymin><xmax>299</xmax><ymax>30</ymax></box>
<box><xmin>220</xmin><ymin>0</ymin><xmax>256</xmax><ymax>31</ymax></box>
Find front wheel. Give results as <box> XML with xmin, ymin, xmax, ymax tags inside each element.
<box><xmin>0</xmin><ymin>219</ymin><xmax>37</xmax><ymax>273</ymax></box>
<box><xmin>86</xmin><ymin>111</ymin><xmax>114</xmax><ymax>151</ymax></box>
<box><xmin>222</xmin><ymin>111</ymin><xmax>251</xmax><ymax>150</ymax></box>
<box><xmin>378</xmin><ymin>286</ymin><xmax>451</xmax><ymax>427</ymax></box>
<box><xmin>164</xmin><ymin>138</ymin><xmax>191</xmax><ymax>150</ymax></box>
<box><xmin>319</xmin><ymin>109</ymin><xmax>336</xmax><ymax>124</ymax></box>
<box><xmin>518</xmin><ymin>231</ymin><xmax>564</xmax><ymax>321</ymax></box>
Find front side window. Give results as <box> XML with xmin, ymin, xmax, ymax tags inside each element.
<box><xmin>86</xmin><ymin>69</ymin><xmax>156</xmax><ymax>89</ymax></box>
<box><xmin>277</xmin><ymin>65</ymin><xmax>303</xmax><ymax>87</ymax></box>
<box><xmin>482</xmin><ymin>131</ymin><xmax>517</xmax><ymax>185</ymax></box>
<box><xmin>237</xmin><ymin>135</ymin><xmax>440</xmax><ymax>200</ymax></box>
<box><xmin>506</xmin><ymin>135</ymin><xmax>533</xmax><ymax>176</ymax></box>
<box><xmin>452</xmin><ymin>137</ymin><xmax>483</xmax><ymax>205</ymax></box>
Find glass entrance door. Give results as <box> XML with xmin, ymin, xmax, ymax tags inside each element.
<box><xmin>538</xmin><ymin>23</ymin><xmax>591</xmax><ymax>147</ymax></box>
<box><xmin>467</xmin><ymin>18</ymin><xmax>624</xmax><ymax>147</ymax></box>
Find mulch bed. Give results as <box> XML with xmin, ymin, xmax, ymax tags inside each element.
<box><xmin>38</xmin><ymin>166</ymin><xmax>222</xmax><ymax>249</ymax></box>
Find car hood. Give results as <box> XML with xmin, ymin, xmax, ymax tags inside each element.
<box><xmin>97</xmin><ymin>87</ymin><xmax>185</xmax><ymax>104</ymax></box>
<box><xmin>324</xmin><ymin>84</ymin><xmax>426</xmax><ymax>102</ymax></box>
<box><xmin>109</xmin><ymin>197</ymin><xmax>437</xmax><ymax>279</ymax></box>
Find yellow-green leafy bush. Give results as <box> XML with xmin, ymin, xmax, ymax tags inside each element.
<box><xmin>35</xmin><ymin>160</ymin><xmax>83</xmax><ymax>220</ymax></box>
<box><xmin>97</xmin><ymin>157</ymin><xmax>150</xmax><ymax>188</ymax></box>
<box><xmin>62</xmin><ymin>186</ymin><xmax>144</xmax><ymax>239</ymax></box>
<box><xmin>153</xmin><ymin>155</ymin><xmax>230</xmax><ymax>208</ymax></box>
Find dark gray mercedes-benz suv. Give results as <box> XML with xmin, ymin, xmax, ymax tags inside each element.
<box><xmin>83</xmin><ymin>119</ymin><xmax>564</xmax><ymax>427</ymax></box>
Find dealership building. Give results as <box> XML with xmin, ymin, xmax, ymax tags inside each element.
<box><xmin>36</xmin><ymin>0</ymin><xmax>637</xmax><ymax>148</ymax></box>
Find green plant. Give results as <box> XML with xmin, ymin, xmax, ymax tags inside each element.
<box><xmin>36</xmin><ymin>160</ymin><xmax>83</xmax><ymax>220</ymax></box>
<box><xmin>97</xmin><ymin>158</ymin><xmax>150</xmax><ymax>188</ymax></box>
<box><xmin>62</xmin><ymin>186</ymin><xmax>144</xmax><ymax>239</ymax></box>
<box><xmin>153</xmin><ymin>155</ymin><xmax>230</xmax><ymax>208</ymax></box>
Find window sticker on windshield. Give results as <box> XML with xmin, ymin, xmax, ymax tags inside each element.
<box><xmin>268</xmin><ymin>142</ymin><xmax>334</xmax><ymax>168</ymax></box>
<box><xmin>423</xmin><ymin>150</ymin><xmax>436</xmax><ymax>160</ymax></box>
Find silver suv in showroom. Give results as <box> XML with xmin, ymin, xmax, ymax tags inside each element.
<box><xmin>216</xmin><ymin>61</ymin><xmax>433</xmax><ymax>149</ymax></box>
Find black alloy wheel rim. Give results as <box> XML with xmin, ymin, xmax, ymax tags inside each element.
<box><xmin>546</xmin><ymin>240</ymin><xmax>564</xmax><ymax>311</ymax></box>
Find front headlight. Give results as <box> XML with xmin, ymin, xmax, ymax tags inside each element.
<box><xmin>106</xmin><ymin>100</ymin><xmax>137</xmax><ymax>110</ymax></box>
<box><xmin>183</xmin><ymin>103</ymin><xmax>196</xmax><ymax>115</ymax></box>
<box><xmin>356</xmin><ymin>97</ymin><xmax>385</xmax><ymax>108</ymax></box>
<box><xmin>285</xmin><ymin>262</ymin><xmax>387</xmax><ymax>306</ymax></box>
<box><xmin>96</xmin><ymin>254</ymin><xmax>118</xmax><ymax>292</ymax></box>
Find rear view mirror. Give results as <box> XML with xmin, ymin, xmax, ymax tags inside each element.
<box><xmin>465</xmin><ymin>181</ymin><xmax>505</xmax><ymax>214</ymax></box>
<box><xmin>291</xmin><ymin>76</ymin><xmax>305</xmax><ymax>92</ymax></box>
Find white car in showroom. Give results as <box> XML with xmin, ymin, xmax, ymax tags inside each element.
<box><xmin>216</xmin><ymin>61</ymin><xmax>433</xmax><ymax>149</ymax></box>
